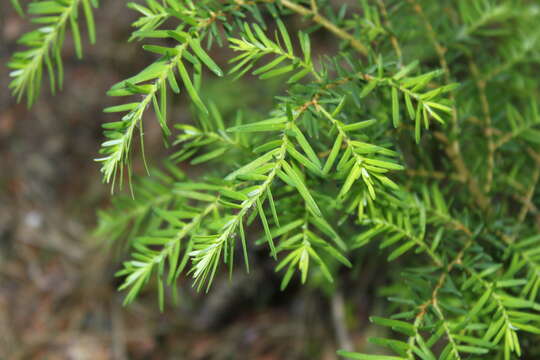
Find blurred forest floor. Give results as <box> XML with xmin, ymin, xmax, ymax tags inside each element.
<box><xmin>0</xmin><ymin>1</ymin><xmax>378</xmax><ymax>359</ymax></box>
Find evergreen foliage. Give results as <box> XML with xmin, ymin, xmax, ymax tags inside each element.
<box><xmin>9</xmin><ymin>0</ymin><xmax>540</xmax><ymax>358</ymax></box>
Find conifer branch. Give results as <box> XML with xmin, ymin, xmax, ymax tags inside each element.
<box><xmin>97</xmin><ymin>44</ymin><xmax>188</xmax><ymax>186</ymax></box>
<box><xmin>228</xmin><ymin>20</ymin><xmax>321</xmax><ymax>82</ymax></box>
<box><xmin>10</xmin><ymin>1</ymin><xmax>540</xmax><ymax>357</ymax></box>
<box><xmin>407</xmin><ymin>237</ymin><xmax>474</xmax><ymax>359</ymax></box>
<box><xmin>318</xmin><ymin>105</ymin><xmax>403</xmax><ymax>200</ymax></box>
<box><xmin>8</xmin><ymin>0</ymin><xmax>98</xmax><ymax>105</ymax></box>
<box><xmin>433</xmin><ymin>132</ymin><xmax>490</xmax><ymax>211</ymax></box>
<box><xmin>190</xmin><ymin>134</ymin><xmax>290</xmax><ymax>290</ymax></box>
<box><xmin>408</xmin><ymin>0</ymin><xmax>493</xmax><ymax>214</ymax></box>
<box><xmin>118</xmin><ymin>198</ymin><xmax>220</xmax><ymax>305</ymax></box>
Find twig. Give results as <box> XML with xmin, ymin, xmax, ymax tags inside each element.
<box><xmin>280</xmin><ymin>0</ymin><xmax>369</xmax><ymax>55</ymax></box>
<box><xmin>411</xmin><ymin>235</ymin><xmax>473</xmax><ymax>357</ymax></box>
<box><xmin>310</xmin><ymin>0</ymin><xmax>318</xmax><ymax>13</ymax></box>
<box><xmin>468</xmin><ymin>57</ymin><xmax>495</xmax><ymax>193</ymax></box>
<box><xmin>375</xmin><ymin>0</ymin><xmax>403</xmax><ymax>67</ymax></box>
<box><xmin>408</xmin><ymin>0</ymin><xmax>490</xmax><ymax>212</ymax></box>
<box><xmin>407</xmin><ymin>168</ymin><xmax>465</xmax><ymax>182</ymax></box>
<box><xmin>416</xmin><ymin>243</ymin><xmax>470</xmax><ymax>317</ymax></box>
<box><xmin>434</xmin><ymin>132</ymin><xmax>490</xmax><ymax>211</ymax></box>
<box><xmin>520</xmin><ymin>148</ymin><xmax>540</xmax><ymax>230</ymax></box>
<box><xmin>518</xmin><ymin>156</ymin><xmax>540</xmax><ymax>223</ymax></box>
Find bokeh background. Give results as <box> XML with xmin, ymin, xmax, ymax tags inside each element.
<box><xmin>0</xmin><ymin>1</ymin><xmax>383</xmax><ymax>358</ymax></box>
